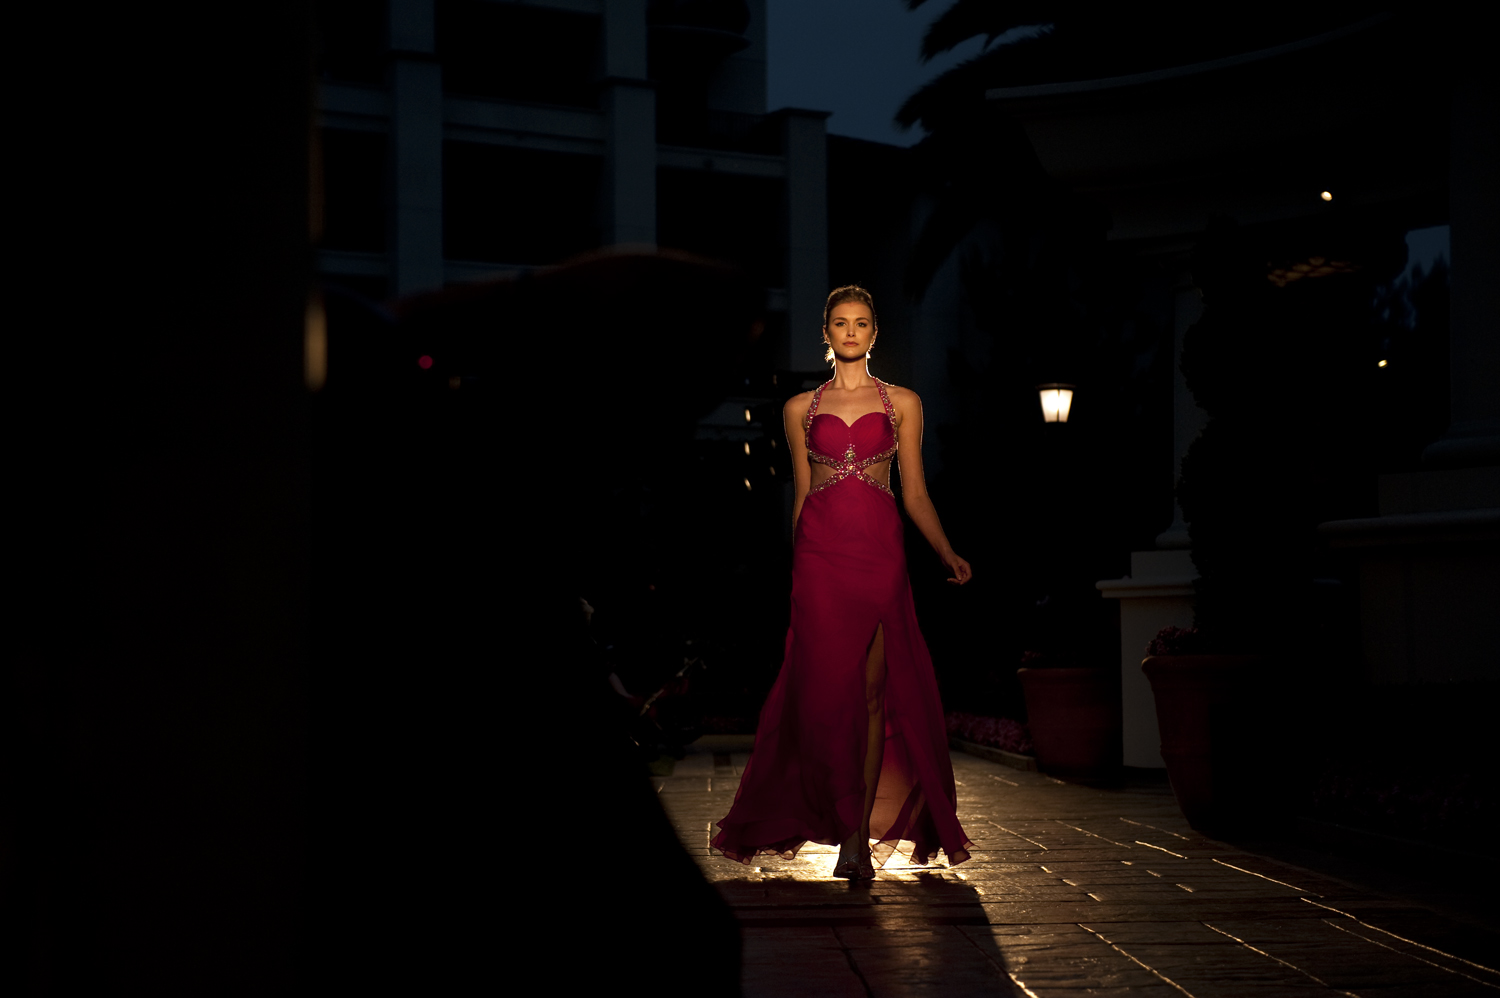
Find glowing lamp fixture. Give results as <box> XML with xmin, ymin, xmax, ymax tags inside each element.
<box><xmin>1037</xmin><ymin>383</ymin><xmax>1075</xmax><ymax>423</ymax></box>
<box><xmin>1378</xmin><ymin>359</ymin><xmax>1388</xmax><ymax>368</ymax></box>
<box><xmin>1320</xmin><ymin>190</ymin><xmax>1333</xmax><ymax>201</ymax></box>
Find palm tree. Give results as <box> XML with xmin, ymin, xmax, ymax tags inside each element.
<box><xmin>894</xmin><ymin>6</ymin><xmax>1060</xmax><ymax>302</ymax></box>
<box><xmin>894</xmin><ymin>7</ymin><xmax>1375</xmax><ymax>299</ymax></box>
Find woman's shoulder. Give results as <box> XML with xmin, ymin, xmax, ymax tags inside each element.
<box><xmin>783</xmin><ymin>390</ymin><xmax>816</xmax><ymax>420</ymax></box>
<box><xmin>780</xmin><ymin>387</ymin><xmax>816</xmax><ymax>426</ymax></box>
<box><xmin>880</xmin><ymin>382</ymin><xmax>921</xmax><ymax>407</ymax></box>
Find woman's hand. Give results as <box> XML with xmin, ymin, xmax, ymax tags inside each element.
<box><xmin>941</xmin><ymin>551</ymin><xmax>972</xmax><ymax>585</ymax></box>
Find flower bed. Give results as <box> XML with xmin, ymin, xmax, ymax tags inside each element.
<box><xmin>945</xmin><ymin>712</ymin><xmax>1033</xmax><ymax>755</ymax></box>
<box><xmin>1146</xmin><ymin>625</ymin><xmax>1210</xmax><ymax>656</ymax></box>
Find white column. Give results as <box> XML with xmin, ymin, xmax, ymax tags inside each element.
<box><xmin>603</xmin><ymin>0</ymin><xmax>646</xmax><ymax>78</ymax></box>
<box><xmin>1096</xmin><ymin>551</ymin><xmax>1198</xmax><ymax>768</ymax></box>
<box><xmin>387</xmin><ymin>0</ymin><xmax>444</xmax><ymax>297</ymax></box>
<box><xmin>781</xmin><ymin>108</ymin><xmax>830</xmax><ymax>371</ymax></box>
<box><xmin>602</xmin><ymin>0</ymin><xmax>655</xmax><ymax>247</ymax></box>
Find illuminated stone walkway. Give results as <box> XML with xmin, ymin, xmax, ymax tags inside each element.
<box><xmin>658</xmin><ymin>740</ymin><xmax>1500</xmax><ymax>997</ymax></box>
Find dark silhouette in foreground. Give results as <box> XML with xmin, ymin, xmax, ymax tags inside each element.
<box><xmin>310</xmin><ymin>250</ymin><xmax>761</xmax><ymax>993</ymax></box>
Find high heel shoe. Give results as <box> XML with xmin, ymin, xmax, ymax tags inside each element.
<box><xmin>834</xmin><ymin>847</ymin><xmax>875</xmax><ymax>880</ymax></box>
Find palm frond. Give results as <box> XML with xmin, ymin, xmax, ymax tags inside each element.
<box><xmin>894</xmin><ymin>48</ymin><xmax>994</xmax><ymax>131</ymax></box>
<box><xmin>921</xmin><ymin>4</ymin><xmax>1053</xmax><ymax>61</ymax></box>
<box><xmin>897</xmin><ymin>24</ymin><xmax>1057</xmax><ymax>131</ymax></box>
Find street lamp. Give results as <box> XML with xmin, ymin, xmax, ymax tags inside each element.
<box><xmin>1037</xmin><ymin>383</ymin><xmax>1075</xmax><ymax>423</ymax></box>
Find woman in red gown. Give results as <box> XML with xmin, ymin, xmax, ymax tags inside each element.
<box><xmin>712</xmin><ymin>286</ymin><xmax>973</xmax><ymax>879</ymax></box>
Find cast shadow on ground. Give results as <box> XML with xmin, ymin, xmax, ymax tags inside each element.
<box><xmin>711</xmin><ymin>873</ymin><xmax>1020</xmax><ymax>993</ymax></box>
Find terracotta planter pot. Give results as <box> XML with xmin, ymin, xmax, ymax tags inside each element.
<box><xmin>1141</xmin><ymin>655</ymin><xmax>1269</xmax><ymax>831</ymax></box>
<box><xmin>1017</xmin><ymin>668</ymin><xmax>1121</xmax><ymax>779</ymax></box>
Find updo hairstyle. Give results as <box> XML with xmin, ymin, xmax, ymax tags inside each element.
<box><xmin>822</xmin><ymin>284</ymin><xmax>877</xmax><ymax>364</ymax></box>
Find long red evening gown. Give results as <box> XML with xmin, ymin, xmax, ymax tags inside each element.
<box><xmin>712</xmin><ymin>380</ymin><xmax>972</xmax><ymax>868</ymax></box>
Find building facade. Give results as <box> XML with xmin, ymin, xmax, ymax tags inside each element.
<box><xmin>315</xmin><ymin>0</ymin><xmax>831</xmax><ymax>373</ymax></box>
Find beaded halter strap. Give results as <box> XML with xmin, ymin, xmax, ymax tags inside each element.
<box><xmin>803</xmin><ymin>379</ymin><xmax>898</xmax><ymax>497</ymax></box>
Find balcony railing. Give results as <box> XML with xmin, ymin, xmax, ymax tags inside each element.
<box><xmin>657</xmin><ymin>107</ymin><xmax>782</xmax><ymax>156</ymax></box>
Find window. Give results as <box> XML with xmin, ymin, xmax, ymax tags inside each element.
<box><xmin>315</xmin><ymin>0</ymin><xmax>387</xmax><ymax>86</ymax></box>
<box><xmin>436</xmin><ymin>1</ymin><xmax>602</xmax><ymax>107</ymax></box>
<box><xmin>658</xmin><ymin>169</ymin><xmax>785</xmax><ymax>287</ymax></box>
<box><xmin>320</xmin><ymin>129</ymin><xmax>387</xmax><ymax>252</ymax></box>
<box><xmin>443</xmin><ymin>142</ymin><xmax>602</xmax><ymax>264</ymax></box>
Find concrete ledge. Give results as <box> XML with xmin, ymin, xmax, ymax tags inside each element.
<box><xmin>1096</xmin><ymin>575</ymin><xmax>1196</xmax><ymax>599</ymax></box>
<box><xmin>984</xmin><ymin>16</ymin><xmax>1390</xmax><ymax>102</ymax></box>
<box><xmin>949</xmin><ymin>738</ymin><xmax>1037</xmax><ymax>771</ymax></box>
<box><xmin>1318</xmin><ymin>508</ymin><xmax>1500</xmax><ymax>547</ymax></box>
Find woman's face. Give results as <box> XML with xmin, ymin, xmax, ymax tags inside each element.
<box><xmin>825</xmin><ymin>301</ymin><xmax>876</xmax><ymax>361</ymax></box>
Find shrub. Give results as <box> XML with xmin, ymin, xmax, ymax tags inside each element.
<box><xmin>946</xmin><ymin>712</ymin><xmax>1034</xmax><ymax>755</ymax></box>
<box><xmin>1146</xmin><ymin>625</ymin><xmax>1210</xmax><ymax>657</ymax></box>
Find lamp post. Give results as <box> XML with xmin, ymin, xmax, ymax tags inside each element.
<box><xmin>1037</xmin><ymin>383</ymin><xmax>1075</xmax><ymax>423</ymax></box>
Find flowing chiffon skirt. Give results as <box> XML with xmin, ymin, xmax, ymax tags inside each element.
<box><xmin>711</xmin><ymin>473</ymin><xmax>972</xmax><ymax>868</ymax></box>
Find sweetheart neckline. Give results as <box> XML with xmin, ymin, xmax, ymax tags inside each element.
<box><xmin>811</xmin><ymin>411</ymin><xmax>890</xmax><ymax>431</ymax></box>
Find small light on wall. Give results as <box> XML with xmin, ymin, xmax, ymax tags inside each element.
<box><xmin>1320</xmin><ymin>191</ymin><xmax>1333</xmax><ymax>201</ymax></box>
<box><xmin>1037</xmin><ymin>383</ymin><xmax>1075</xmax><ymax>423</ymax></box>
<box><xmin>743</xmin><ymin>478</ymin><xmax>752</xmax><ymax>491</ymax></box>
<box><xmin>304</xmin><ymin>288</ymin><xmax>327</xmax><ymax>392</ymax></box>
<box><xmin>1378</xmin><ymin>359</ymin><xmax>1388</xmax><ymax>368</ymax></box>
<box><xmin>744</xmin><ymin>407</ymin><xmax>752</xmax><ymax>423</ymax></box>
<box><xmin>743</xmin><ymin>442</ymin><xmax>751</xmax><ymax>455</ymax></box>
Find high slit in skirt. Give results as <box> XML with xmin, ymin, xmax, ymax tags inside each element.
<box><xmin>711</xmin><ymin>470</ymin><xmax>972</xmax><ymax>867</ymax></box>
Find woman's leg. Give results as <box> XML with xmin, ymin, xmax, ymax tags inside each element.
<box><xmin>841</xmin><ymin>624</ymin><xmax>887</xmax><ymax>858</ymax></box>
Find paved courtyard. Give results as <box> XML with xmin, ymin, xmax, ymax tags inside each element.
<box><xmin>658</xmin><ymin>739</ymin><xmax>1500</xmax><ymax>997</ymax></box>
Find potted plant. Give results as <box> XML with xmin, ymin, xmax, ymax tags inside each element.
<box><xmin>1140</xmin><ymin>627</ymin><xmax>1269</xmax><ymax>831</ymax></box>
<box><xmin>1017</xmin><ymin>651</ymin><xmax>1122</xmax><ymax>781</ymax></box>
<box><xmin>1153</xmin><ymin>216</ymin><xmax>1400</xmax><ymax>831</ymax></box>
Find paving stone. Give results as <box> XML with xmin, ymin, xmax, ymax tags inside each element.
<box><xmin>846</xmin><ymin>941</ymin><xmax>1015</xmax><ymax>996</ymax></box>
<box><xmin>1006</xmin><ymin>989</ymin><xmax>1183</xmax><ymax>997</ymax></box>
<box><xmin>661</xmin><ymin>748</ymin><xmax>1500</xmax><ymax>996</ymax></box>
<box><xmin>741</xmin><ymin>927</ymin><xmax>867</xmax><ymax>998</ymax></box>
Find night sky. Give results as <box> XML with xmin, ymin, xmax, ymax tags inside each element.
<box><xmin>767</xmin><ymin>0</ymin><xmax>988</xmax><ymax>147</ymax></box>
<box><xmin>767</xmin><ymin>2</ymin><xmax>1451</xmax><ymax>278</ymax></box>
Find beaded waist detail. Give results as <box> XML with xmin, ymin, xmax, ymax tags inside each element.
<box><xmin>807</xmin><ymin>442</ymin><xmax>897</xmax><ymax>497</ymax></box>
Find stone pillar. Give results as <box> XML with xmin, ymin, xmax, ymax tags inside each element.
<box><xmin>602</xmin><ymin>0</ymin><xmax>655</xmax><ymax>248</ymax></box>
<box><xmin>1320</xmin><ymin>469</ymin><xmax>1500</xmax><ymax>683</ymax></box>
<box><xmin>1319</xmin><ymin>52</ymin><xmax>1500</xmax><ymax>685</ymax></box>
<box><xmin>1155</xmin><ymin>274</ymin><xmax>1208</xmax><ymax>549</ymax></box>
<box><xmin>1425</xmin><ymin>53</ymin><xmax>1499</xmax><ymax>467</ymax></box>
<box><xmin>780</xmin><ymin>108</ymin><xmax>830</xmax><ymax>371</ymax></box>
<box><xmin>600</xmin><ymin>0</ymin><xmax>654</xmax><ymax>247</ymax></box>
<box><xmin>1097</xmin><ymin>551</ymin><xmax>1197</xmax><ymax>768</ymax></box>
<box><xmin>387</xmin><ymin>0</ymin><xmax>444</xmax><ymax>297</ymax></box>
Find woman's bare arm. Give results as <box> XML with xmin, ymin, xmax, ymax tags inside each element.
<box><xmin>784</xmin><ymin>392</ymin><xmax>813</xmax><ymax>539</ymax></box>
<box><xmin>891</xmin><ymin>387</ymin><xmax>972</xmax><ymax>584</ymax></box>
